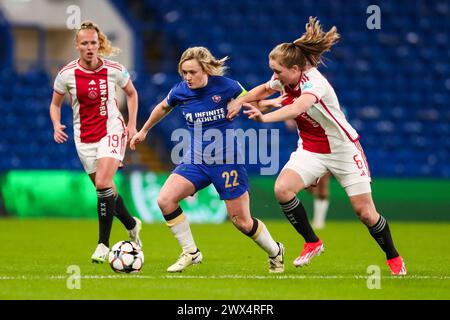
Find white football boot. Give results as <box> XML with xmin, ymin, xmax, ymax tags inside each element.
<box><xmin>91</xmin><ymin>243</ymin><xmax>110</xmax><ymax>263</ymax></box>
<box><xmin>269</xmin><ymin>242</ymin><xmax>285</xmax><ymax>273</ymax></box>
<box><xmin>128</xmin><ymin>217</ymin><xmax>143</xmax><ymax>248</ymax></box>
<box><xmin>167</xmin><ymin>250</ymin><xmax>203</xmax><ymax>273</ymax></box>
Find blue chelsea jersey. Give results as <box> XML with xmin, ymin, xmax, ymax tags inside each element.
<box><xmin>166</xmin><ymin>76</ymin><xmax>246</xmax><ymax>164</ymax></box>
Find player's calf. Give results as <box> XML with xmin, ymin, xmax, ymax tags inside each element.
<box><xmin>244</xmin><ymin>218</ymin><xmax>285</xmax><ymax>273</ymax></box>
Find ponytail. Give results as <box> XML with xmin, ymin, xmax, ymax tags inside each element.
<box><xmin>269</xmin><ymin>17</ymin><xmax>340</xmax><ymax>69</ymax></box>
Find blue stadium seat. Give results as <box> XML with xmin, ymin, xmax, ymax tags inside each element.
<box><xmin>1</xmin><ymin>0</ymin><xmax>449</xmax><ymax>177</ymax></box>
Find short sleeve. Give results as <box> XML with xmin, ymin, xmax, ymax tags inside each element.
<box><xmin>116</xmin><ymin>66</ymin><xmax>131</xmax><ymax>88</ymax></box>
<box><xmin>268</xmin><ymin>74</ymin><xmax>284</xmax><ymax>92</ymax></box>
<box><xmin>53</xmin><ymin>72</ymin><xmax>67</xmax><ymax>95</ymax></box>
<box><xmin>166</xmin><ymin>85</ymin><xmax>181</xmax><ymax>108</ymax></box>
<box><xmin>231</xmin><ymin>80</ymin><xmax>246</xmax><ymax>99</ymax></box>
<box><xmin>301</xmin><ymin>76</ymin><xmax>326</xmax><ymax>102</ymax></box>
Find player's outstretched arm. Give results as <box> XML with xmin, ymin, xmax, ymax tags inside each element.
<box><xmin>130</xmin><ymin>98</ymin><xmax>172</xmax><ymax>150</ymax></box>
<box><xmin>245</xmin><ymin>94</ymin><xmax>316</xmax><ymax>123</ymax></box>
<box><xmin>49</xmin><ymin>91</ymin><xmax>69</xmax><ymax>144</ymax></box>
<box><xmin>257</xmin><ymin>93</ymin><xmax>288</xmax><ymax>113</ymax></box>
<box><xmin>227</xmin><ymin>83</ymin><xmax>276</xmax><ymax>120</ymax></box>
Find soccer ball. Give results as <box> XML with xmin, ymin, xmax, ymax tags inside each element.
<box><xmin>108</xmin><ymin>240</ymin><xmax>144</xmax><ymax>273</ymax></box>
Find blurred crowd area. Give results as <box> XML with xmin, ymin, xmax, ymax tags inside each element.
<box><xmin>0</xmin><ymin>0</ymin><xmax>448</xmax><ymax>177</ymax></box>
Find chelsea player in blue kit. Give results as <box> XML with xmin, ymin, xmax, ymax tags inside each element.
<box><xmin>131</xmin><ymin>47</ymin><xmax>284</xmax><ymax>273</ymax></box>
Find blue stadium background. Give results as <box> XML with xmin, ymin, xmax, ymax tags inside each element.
<box><xmin>0</xmin><ymin>0</ymin><xmax>449</xmax><ymax>177</ymax></box>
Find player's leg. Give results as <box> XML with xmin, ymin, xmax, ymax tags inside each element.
<box><xmin>90</xmin><ymin>156</ymin><xmax>121</xmax><ymax>263</ymax></box>
<box><xmin>224</xmin><ymin>192</ymin><xmax>284</xmax><ymax>273</ymax></box>
<box><xmin>159</xmin><ymin>168</ymin><xmax>208</xmax><ymax>272</ymax></box>
<box><xmin>115</xmin><ymin>191</ymin><xmax>142</xmax><ymax>247</ymax></box>
<box><xmin>348</xmin><ymin>188</ymin><xmax>406</xmax><ymax>275</ymax></box>
<box><xmin>213</xmin><ymin>164</ymin><xmax>283</xmax><ymax>272</ymax></box>
<box><xmin>312</xmin><ymin>172</ymin><xmax>331</xmax><ymax>229</ymax></box>
<box><xmin>332</xmin><ymin>141</ymin><xmax>406</xmax><ymax>275</ymax></box>
<box><xmin>275</xmin><ymin>169</ymin><xmax>324</xmax><ymax>267</ymax></box>
<box><xmin>75</xmin><ymin>140</ymin><xmax>118</xmax><ymax>262</ymax></box>
<box><xmin>275</xmin><ymin>169</ymin><xmax>315</xmax><ymax>240</ymax></box>
<box><xmin>88</xmin><ymin>173</ymin><xmax>141</xmax><ymax>247</ymax></box>
<box><xmin>110</xmin><ymin>131</ymin><xmax>142</xmax><ymax>245</ymax></box>
<box><xmin>275</xmin><ymin>150</ymin><xmax>327</xmax><ymax>267</ymax></box>
<box><xmin>158</xmin><ymin>173</ymin><xmax>199</xmax><ymax>255</ymax></box>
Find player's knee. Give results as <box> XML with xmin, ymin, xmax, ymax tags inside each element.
<box><xmin>354</xmin><ymin>203</ymin><xmax>376</xmax><ymax>225</ymax></box>
<box><xmin>230</xmin><ymin>214</ymin><xmax>253</xmax><ymax>234</ymax></box>
<box><xmin>157</xmin><ymin>194</ymin><xmax>172</xmax><ymax>212</ymax></box>
<box><xmin>274</xmin><ymin>183</ymin><xmax>293</xmax><ymax>203</ymax></box>
<box><xmin>95</xmin><ymin>177</ymin><xmax>112</xmax><ymax>190</ymax></box>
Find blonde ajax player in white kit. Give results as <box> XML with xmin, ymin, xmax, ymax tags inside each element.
<box><xmin>228</xmin><ymin>17</ymin><xmax>406</xmax><ymax>275</ymax></box>
<box><xmin>49</xmin><ymin>21</ymin><xmax>142</xmax><ymax>263</ymax></box>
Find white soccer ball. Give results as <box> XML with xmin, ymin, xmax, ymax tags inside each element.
<box><xmin>108</xmin><ymin>240</ymin><xmax>144</xmax><ymax>273</ymax></box>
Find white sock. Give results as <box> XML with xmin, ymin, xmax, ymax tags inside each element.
<box><xmin>168</xmin><ymin>215</ymin><xmax>198</xmax><ymax>254</ymax></box>
<box><xmin>313</xmin><ymin>198</ymin><xmax>329</xmax><ymax>227</ymax></box>
<box><xmin>252</xmin><ymin>220</ymin><xmax>280</xmax><ymax>257</ymax></box>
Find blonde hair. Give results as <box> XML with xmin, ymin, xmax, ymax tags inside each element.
<box><xmin>75</xmin><ymin>20</ymin><xmax>121</xmax><ymax>57</ymax></box>
<box><xmin>178</xmin><ymin>47</ymin><xmax>229</xmax><ymax>76</ymax></box>
<box><xmin>269</xmin><ymin>17</ymin><xmax>340</xmax><ymax>69</ymax></box>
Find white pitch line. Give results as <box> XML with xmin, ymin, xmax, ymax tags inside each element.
<box><xmin>164</xmin><ymin>275</ymin><xmax>450</xmax><ymax>280</ymax></box>
<box><xmin>1</xmin><ymin>274</ymin><xmax>449</xmax><ymax>280</ymax></box>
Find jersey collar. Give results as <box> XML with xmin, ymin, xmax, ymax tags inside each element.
<box><xmin>77</xmin><ymin>57</ymin><xmax>105</xmax><ymax>73</ymax></box>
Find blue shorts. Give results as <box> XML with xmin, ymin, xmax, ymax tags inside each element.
<box><xmin>173</xmin><ymin>163</ymin><xmax>249</xmax><ymax>200</ymax></box>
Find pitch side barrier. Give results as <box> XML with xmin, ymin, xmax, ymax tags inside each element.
<box><xmin>0</xmin><ymin>170</ymin><xmax>448</xmax><ymax>221</ymax></box>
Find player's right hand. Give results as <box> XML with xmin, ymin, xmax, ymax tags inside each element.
<box><xmin>226</xmin><ymin>99</ymin><xmax>242</xmax><ymax>120</ymax></box>
<box><xmin>130</xmin><ymin>130</ymin><xmax>147</xmax><ymax>151</ymax></box>
<box><xmin>53</xmin><ymin>124</ymin><xmax>68</xmax><ymax>143</ymax></box>
<box><xmin>243</xmin><ymin>103</ymin><xmax>265</xmax><ymax>122</ymax></box>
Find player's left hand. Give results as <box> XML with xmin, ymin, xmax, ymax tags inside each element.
<box><xmin>243</xmin><ymin>103</ymin><xmax>265</xmax><ymax>122</ymax></box>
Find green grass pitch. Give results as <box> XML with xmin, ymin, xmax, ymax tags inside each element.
<box><xmin>0</xmin><ymin>218</ymin><xmax>449</xmax><ymax>300</ymax></box>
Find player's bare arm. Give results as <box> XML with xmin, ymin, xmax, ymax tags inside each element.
<box><xmin>245</xmin><ymin>93</ymin><xmax>316</xmax><ymax>123</ymax></box>
<box><xmin>122</xmin><ymin>80</ymin><xmax>138</xmax><ymax>143</ymax></box>
<box><xmin>130</xmin><ymin>98</ymin><xmax>172</xmax><ymax>150</ymax></box>
<box><xmin>257</xmin><ymin>93</ymin><xmax>288</xmax><ymax>112</ymax></box>
<box><xmin>49</xmin><ymin>91</ymin><xmax>69</xmax><ymax>143</ymax></box>
<box><xmin>226</xmin><ymin>82</ymin><xmax>276</xmax><ymax>120</ymax></box>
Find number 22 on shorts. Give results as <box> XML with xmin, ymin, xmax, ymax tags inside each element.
<box><xmin>222</xmin><ymin>170</ymin><xmax>240</xmax><ymax>188</ymax></box>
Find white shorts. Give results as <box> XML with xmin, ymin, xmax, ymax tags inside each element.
<box><xmin>283</xmin><ymin>140</ymin><xmax>372</xmax><ymax>197</ymax></box>
<box><xmin>75</xmin><ymin>118</ymin><xmax>127</xmax><ymax>174</ymax></box>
